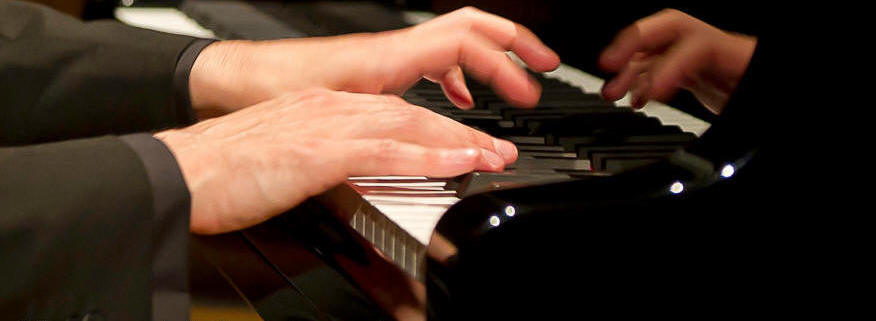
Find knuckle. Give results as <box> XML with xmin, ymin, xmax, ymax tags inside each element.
<box><xmin>659</xmin><ymin>8</ymin><xmax>682</xmax><ymax>17</ymax></box>
<box><xmin>450</xmin><ymin>6</ymin><xmax>479</xmax><ymax>28</ymax></box>
<box><xmin>663</xmin><ymin>8</ymin><xmax>692</xmax><ymax>24</ymax></box>
<box><xmin>459</xmin><ymin>6</ymin><xmax>480</xmax><ymax>16</ymax></box>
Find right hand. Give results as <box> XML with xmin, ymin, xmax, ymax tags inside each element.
<box><xmin>154</xmin><ymin>88</ymin><xmax>517</xmax><ymax>235</ymax></box>
<box><xmin>598</xmin><ymin>9</ymin><xmax>757</xmax><ymax>114</ymax></box>
<box><xmin>188</xmin><ymin>7</ymin><xmax>560</xmax><ymax>119</ymax></box>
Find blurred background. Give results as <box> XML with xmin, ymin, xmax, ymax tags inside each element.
<box><xmin>23</xmin><ymin>0</ymin><xmax>767</xmax><ymax>122</ymax></box>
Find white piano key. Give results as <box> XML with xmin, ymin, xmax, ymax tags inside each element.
<box><xmin>365</xmin><ymin>190</ymin><xmax>457</xmax><ymax>195</ymax></box>
<box><xmin>373</xmin><ymin>204</ymin><xmax>447</xmax><ymax>245</ymax></box>
<box><xmin>364</xmin><ymin>195</ymin><xmax>460</xmax><ymax>206</ymax></box>
<box><xmin>115</xmin><ymin>7</ymin><xmax>217</xmax><ymax>39</ymax></box>
<box><xmin>349</xmin><ymin>176</ymin><xmax>428</xmax><ymax>180</ymax></box>
<box><xmin>353</xmin><ymin>181</ymin><xmax>447</xmax><ymax>188</ymax></box>
<box><xmin>543</xmin><ymin>65</ymin><xmax>711</xmax><ymax>136</ymax></box>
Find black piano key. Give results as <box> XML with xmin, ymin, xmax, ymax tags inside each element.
<box><xmin>504</xmin><ymin>136</ymin><xmax>546</xmax><ymax>145</ymax></box>
<box><xmin>479</xmin><ymin>126</ymin><xmax>531</xmax><ymax>138</ymax></box>
<box><xmin>577</xmin><ymin>145</ymin><xmax>683</xmax><ymax>160</ymax></box>
<box><xmin>591</xmin><ymin>152</ymin><xmax>676</xmax><ymax>172</ymax></box>
<box><xmin>501</xmin><ymin>106</ymin><xmax>630</xmax><ymax>120</ymax></box>
<box><xmin>454</xmin><ymin>171</ymin><xmax>574</xmax><ymax>197</ymax></box>
<box><xmin>518</xmin><ymin>151</ymin><xmax>579</xmax><ymax>159</ymax></box>
<box><xmin>557</xmin><ymin>132</ymin><xmax>696</xmax><ymax>151</ymax></box>
<box><xmin>505</xmin><ymin>158</ymin><xmax>591</xmax><ymax>171</ymax></box>
<box><xmin>487</xmin><ymin>98</ymin><xmax>612</xmax><ymax>112</ymax></box>
<box><xmin>517</xmin><ymin>145</ymin><xmax>566</xmax><ymax>152</ymax></box>
<box><xmin>528</xmin><ymin>114</ymin><xmax>666</xmax><ymax>137</ymax></box>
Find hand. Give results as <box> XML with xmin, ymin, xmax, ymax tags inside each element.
<box><xmin>155</xmin><ymin>88</ymin><xmax>518</xmax><ymax>234</ymax></box>
<box><xmin>188</xmin><ymin>7</ymin><xmax>560</xmax><ymax>119</ymax></box>
<box><xmin>598</xmin><ymin>9</ymin><xmax>757</xmax><ymax>114</ymax></box>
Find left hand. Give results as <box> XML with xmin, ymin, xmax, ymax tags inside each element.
<box><xmin>188</xmin><ymin>6</ymin><xmax>560</xmax><ymax>119</ymax></box>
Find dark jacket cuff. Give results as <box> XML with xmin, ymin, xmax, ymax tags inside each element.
<box><xmin>174</xmin><ymin>39</ymin><xmax>218</xmax><ymax>125</ymax></box>
<box><xmin>120</xmin><ymin>133</ymin><xmax>191</xmax><ymax>321</ymax></box>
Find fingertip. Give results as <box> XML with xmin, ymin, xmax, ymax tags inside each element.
<box><xmin>479</xmin><ymin>148</ymin><xmax>505</xmax><ymax>172</ymax></box>
<box><xmin>525</xmin><ymin>75</ymin><xmax>543</xmax><ymax>105</ymax></box>
<box><xmin>448</xmin><ymin>87</ymin><xmax>474</xmax><ymax>109</ymax></box>
<box><xmin>440</xmin><ymin>67</ymin><xmax>474</xmax><ymax>109</ymax></box>
<box><xmin>529</xmin><ymin>49</ymin><xmax>562</xmax><ymax>72</ymax></box>
<box><xmin>501</xmin><ymin>74</ymin><xmax>540</xmax><ymax>108</ymax></box>
<box><xmin>526</xmin><ymin>76</ymin><xmax>542</xmax><ymax>107</ymax></box>
<box><xmin>492</xmin><ymin>138</ymin><xmax>518</xmax><ymax>164</ymax></box>
<box><xmin>600</xmin><ymin>80</ymin><xmax>621</xmax><ymax>101</ymax></box>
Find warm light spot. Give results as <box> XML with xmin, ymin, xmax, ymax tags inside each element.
<box><xmin>504</xmin><ymin>205</ymin><xmax>516</xmax><ymax>217</ymax></box>
<box><xmin>489</xmin><ymin>215</ymin><xmax>501</xmax><ymax>227</ymax></box>
<box><xmin>670</xmin><ymin>181</ymin><xmax>684</xmax><ymax>194</ymax></box>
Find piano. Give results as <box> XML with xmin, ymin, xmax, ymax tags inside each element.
<box><xmin>118</xmin><ymin>1</ymin><xmax>758</xmax><ymax>320</ymax></box>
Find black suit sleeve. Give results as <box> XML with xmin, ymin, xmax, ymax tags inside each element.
<box><xmin>0</xmin><ymin>2</ymin><xmax>220</xmax><ymax>319</ymax></box>
<box><xmin>0</xmin><ymin>135</ymin><xmax>190</xmax><ymax>321</ymax></box>
<box><xmin>121</xmin><ymin>134</ymin><xmax>193</xmax><ymax>321</ymax></box>
<box><xmin>0</xmin><ymin>0</ymin><xmax>198</xmax><ymax>146</ymax></box>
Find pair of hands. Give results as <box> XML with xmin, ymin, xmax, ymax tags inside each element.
<box><xmin>157</xmin><ymin>7</ymin><xmax>560</xmax><ymax>234</ymax></box>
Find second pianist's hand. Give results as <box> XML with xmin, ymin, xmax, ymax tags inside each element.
<box><xmin>154</xmin><ymin>88</ymin><xmax>518</xmax><ymax>235</ymax></box>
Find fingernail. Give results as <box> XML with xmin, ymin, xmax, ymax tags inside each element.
<box><xmin>493</xmin><ymin>139</ymin><xmax>518</xmax><ymax>163</ymax></box>
<box><xmin>448</xmin><ymin>86</ymin><xmax>474</xmax><ymax>109</ymax></box>
<box><xmin>481</xmin><ymin>149</ymin><xmax>505</xmax><ymax>171</ymax></box>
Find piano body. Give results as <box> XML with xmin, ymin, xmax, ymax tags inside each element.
<box><xmin>118</xmin><ymin>1</ymin><xmax>769</xmax><ymax>319</ymax></box>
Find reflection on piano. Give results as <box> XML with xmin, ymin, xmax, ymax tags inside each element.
<box><xmin>119</xmin><ymin>1</ymin><xmax>744</xmax><ymax>319</ymax></box>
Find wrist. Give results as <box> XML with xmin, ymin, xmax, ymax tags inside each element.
<box><xmin>189</xmin><ymin>40</ymin><xmax>267</xmax><ymax>118</ymax></box>
<box><xmin>154</xmin><ymin>128</ymin><xmax>226</xmax><ymax>233</ymax></box>
<box><xmin>153</xmin><ymin>129</ymin><xmax>209</xmax><ymax>201</ymax></box>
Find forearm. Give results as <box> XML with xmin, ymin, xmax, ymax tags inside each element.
<box><xmin>0</xmin><ymin>1</ymin><xmax>198</xmax><ymax>145</ymax></box>
<box><xmin>188</xmin><ymin>33</ymin><xmax>387</xmax><ymax>116</ymax></box>
<box><xmin>0</xmin><ymin>135</ymin><xmax>191</xmax><ymax>320</ymax></box>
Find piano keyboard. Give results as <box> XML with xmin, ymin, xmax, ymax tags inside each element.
<box><xmin>116</xmin><ymin>3</ymin><xmax>711</xmax><ymax>283</ymax></box>
<box><xmin>332</xmin><ymin>69</ymin><xmax>709</xmax><ymax>281</ymax></box>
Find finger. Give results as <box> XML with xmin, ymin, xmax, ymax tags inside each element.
<box><xmin>645</xmin><ymin>38</ymin><xmax>709</xmax><ymax>102</ymax></box>
<box><xmin>477</xmin><ymin>148</ymin><xmax>506</xmax><ymax>172</ymax></box>
<box><xmin>438</xmin><ymin>66</ymin><xmax>474</xmax><ymax>109</ymax></box>
<box><xmin>630</xmin><ymin>72</ymin><xmax>651</xmax><ymax>109</ymax></box>
<box><xmin>365</xmin><ymin>104</ymin><xmax>518</xmax><ymax>163</ymax></box>
<box><xmin>599</xmin><ymin>9</ymin><xmax>689</xmax><ymax>72</ymax></box>
<box><xmin>437</xmin><ymin>113</ymin><xmax>518</xmax><ymax>164</ymax></box>
<box><xmin>346</xmin><ymin>139</ymin><xmax>481</xmax><ymax>178</ymax></box>
<box><xmin>601</xmin><ymin>53</ymin><xmax>653</xmax><ymax>101</ymax></box>
<box><xmin>451</xmin><ymin>7</ymin><xmax>560</xmax><ymax>72</ymax></box>
<box><xmin>427</xmin><ymin>111</ymin><xmax>518</xmax><ymax>164</ymax></box>
<box><xmin>457</xmin><ymin>33</ymin><xmax>542</xmax><ymax>107</ymax></box>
